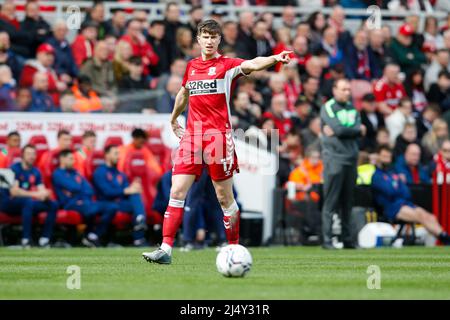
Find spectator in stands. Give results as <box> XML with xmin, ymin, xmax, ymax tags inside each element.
<box><xmin>68</xmin><ymin>75</ymin><xmax>103</xmax><ymax>113</ymax></box>
<box><xmin>328</xmin><ymin>5</ymin><xmax>352</xmax><ymax>49</ymax></box>
<box><xmin>187</xmin><ymin>5</ymin><xmax>203</xmax><ymax>38</ymax></box>
<box><xmin>282</xmin><ymin>60</ymin><xmax>301</xmax><ymax>111</ymax></box>
<box><xmin>0</xmin><ymin>131</ymin><xmax>20</xmax><ymax>168</ymax></box>
<box><xmin>118</xmin><ymin>128</ymin><xmax>162</xmax><ymax>178</ymax></box>
<box><xmin>306</xmin><ymin>11</ymin><xmax>326</xmax><ymax>49</ymax></box>
<box><xmin>424</xmin><ymin>49</ymin><xmax>450</xmax><ymax>91</ymax></box>
<box><xmin>20</xmin><ymin>1</ymin><xmax>51</xmax><ymax>57</ymax></box>
<box><xmin>53</xmin><ymin>149</ymin><xmax>118</xmax><ymax>247</ymax></box>
<box><xmin>174</xmin><ymin>27</ymin><xmax>193</xmax><ymax>60</ymax></box>
<box><xmin>120</xmin><ymin>19</ymin><xmax>159</xmax><ymax>77</ymax></box>
<box><xmin>273</xmin><ymin>28</ymin><xmax>293</xmax><ymax>73</ymax></box>
<box><xmin>73</xmin><ymin>130</ymin><xmax>97</xmax><ymax>178</ymax></box>
<box><xmin>435</xmin><ymin>139</ymin><xmax>450</xmax><ymax>170</ymax></box>
<box><xmin>119</xmin><ymin>54</ymin><xmax>150</xmax><ymax>91</ymax></box>
<box><xmin>80</xmin><ymin>41</ymin><xmax>116</xmax><ymax>98</ymax></box>
<box><xmin>230</xmin><ymin>91</ymin><xmax>260</xmax><ymax>132</ymax></box>
<box><xmin>291</xmin><ymin>96</ymin><xmax>312</xmax><ymax>130</ymax></box>
<box><xmin>315</xmin><ymin>26</ymin><xmax>343</xmax><ymax>67</ymax></box>
<box><xmin>304</xmin><ymin>56</ymin><xmax>323</xmax><ymax>83</ymax></box>
<box><xmin>219</xmin><ymin>21</ymin><xmax>238</xmax><ymax>53</ymax></box>
<box><xmin>376</xmin><ymin>127</ymin><xmax>391</xmax><ymax>148</ymax></box>
<box><xmin>373</xmin><ymin>63</ymin><xmax>407</xmax><ymax>116</ymax></box>
<box><xmin>0</xmin><ymin>0</ymin><xmax>32</xmax><ymax>58</ymax></box>
<box><xmin>163</xmin><ymin>2</ymin><xmax>184</xmax><ymax>65</ymax></box>
<box><xmin>156</xmin><ymin>58</ymin><xmax>187</xmax><ymax>92</ymax></box>
<box><xmin>395</xmin><ymin>143</ymin><xmax>430</xmax><ymax>184</ymax></box>
<box><xmin>300</xmin><ymin>75</ymin><xmax>322</xmax><ymax>114</ymax></box>
<box><xmin>301</xmin><ymin>116</ymin><xmax>321</xmax><ymax>150</ymax></box>
<box><xmin>394</xmin><ymin>122</ymin><xmax>420</xmax><ymax>159</ymax></box>
<box><xmin>427</xmin><ymin>70</ymin><xmax>450</xmax><ymax>112</ymax></box>
<box><xmin>278</xmin><ymin>128</ymin><xmax>303</xmax><ymax>186</ymax></box>
<box><xmin>155</xmin><ymin>75</ymin><xmax>182</xmax><ymax>114</ymax></box>
<box><xmin>37</xmin><ymin>129</ymin><xmax>72</xmax><ymax>186</ymax></box>
<box><xmin>105</xmin><ymin>8</ymin><xmax>126</xmax><ymax>38</ymax></box>
<box><xmin>360</xmin><ymin>93</ymin><xmax>385</xmax><ymax>152</ymax></box>
<box><xmin>262</xmin><ymin>94</ymin><xmax>292</xmax><ymax>140</ymax></box>
<box><xmin>287</xmin><ymin>146</ymin><xmax>323</xmax><ymax>202</ymax></box>
<box><xmin>20</xmin><ymin>43</ymin><xmax>65</xmax><ymax>106</ymax></box>
<box><xmin>416</xmin><ymin>104</ymin><xmax>441</xmax><ymax>140</ymax></box>
<box><xmin>386</xmin><ymin>97</ymin><xmax>416</xmax><ymax>145</ymax></box>
<box><xmin>292</xmin><ymin>35</ymin><xmax>311</xmax><ymax>75</ymax></box>
<box><xmin>0</xmin><ymin>144</ymin><xmax>57</xmax><ymax>248</ymax></box>
<box><xmin>0</xmin><ymin>64</ymin><xmax>16</xmax><ymax>111</ymax></box>
<box><xmin>371</xmin><ymin>145</ymin><xmax>450</xmax><ymax>245</ymax></box>
<box><xmin>112</xmin><ymin>40</ymin><xmax>132</xmax><ymax>84</ymax></box>
<box><xmin>261</xmin><ymin>72</ymin><xmax>286</xmax><ymax>109</ymax></box>
<box><xmin>237</xmin><ymin>11</ymin><xmax>254</xmax><ymax>48</ymax></box>
<box><xmin>369</xmin><ymin>28</ymin><xmax>393</xmax><ymax>70</ymax></box>
<box><xmin>15</xmin><ymin>87</ymin><xmax>31</xmax><ymax>111</ymax></box>
<box><xmin>71</xmin><ymin>21</ymin><xmax>98</xmax><ymax>68</ymax></box>
<box><xmin>147</xmin><ymin>20</ymin><xmax>169</xmax><ymax>76</ymax></box>
<box><xmin>404</xmin><ymin>68</ymin><xmax>427</xmax><ymax>115</ymax></box>
<box><xmin>422</xmin><ymin>118</ymin><xmax>449</xmax><ymax>161</ymax></box>
<box><xmin>344</xmin><ymin>29</ymin><xmax>381</xmax><ymax>81</ymax></box>
<box><xmin>389</xmin><ymin>23</ymin><xmax>426</xmax><ymax>75</ymax></box>
<box><xmin>93</xmin><ymin>145</ymin><xmax>148</xmax><ymax>247</ymax></box>
<box><xmin>236</xmin><ymin>19</ymin><xmax>272</xmax><ymax>60</ymax></box>
<box><xmin>0</xmin><ymin>31</ymin><xmax>22</xmax><ymax>81</ymax></box>
<box><xmin>275</xmin><ymin>6</ymin><xmax>296</xmax><ymax>31</ymax></box>
<box><xmin>83</xmin><ymin>1</ymin><xmax>108</xmax><ymax>40</ymax></box>
<box><xmin>423</xmin><ymin>16</ymin><xmax>444</xmax><ymax>50</ymax></box>
<box><xmin>29</xmin><ymin>72</ymin><xmax>58</xmax><ymax>112</ymax></box>
<box><xmin>47</xmin><ymin>20</ymin><xmax>78</xmax><ymax>84</ymax></box>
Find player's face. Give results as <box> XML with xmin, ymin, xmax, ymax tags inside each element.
<box><xmin>107</xmin><ymin>147</ymin><xmax>120</xmax><ymax>166</ymax></box>
<box><xmin>197</xmin><ymin>31</ymin><xmax>220</xmax><ymax>57</ymax></box>
<box><xmin>22</xmin><ymin>148</ymin><xmax>36</xmax><ymax>167</ymax></box>
<box><xmin>378</xmin><ymin>150</ymin><xmax>392</xmax><ymax>167</ymax></box>
<box><xmin>62</xmin><ymin>154</ymin><xmax>75</xmax><ymax>169</ymax></box>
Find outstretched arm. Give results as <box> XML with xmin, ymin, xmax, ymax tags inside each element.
<box><xmin>170</xmin><ymin>86</ymin><xmax>190</xmax><ymax>139</ymax></box>
<box><xmin>241</xmin><ymin>51</ymin><xmax>292</xmax><ymax>75</ymax></box>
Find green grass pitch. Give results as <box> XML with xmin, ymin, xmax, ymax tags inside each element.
<box><xmin>1</xmin><ymin>246</ymin><xmax>450</xmax><ymax>299</ymax></box>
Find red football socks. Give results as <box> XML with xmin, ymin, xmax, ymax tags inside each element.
<box><xmin>162</xmin><ymin>198</ymin><xmax>185</xmax><ymax>247</ymax></box>
<box><xmin>223</xmin><ymin>201</ymin><xmax>240</xmax><ymax>244</ymax></box>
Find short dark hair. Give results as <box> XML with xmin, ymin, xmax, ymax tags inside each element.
<box><xmin>165</xmin><ymin>2</ymin><xmax>179</xmax><ymax>12</ymax></box>
<box><xmin>294</xmin><ymin>95</ymin><xmax>310</xmax><ymax>107</ymax></box>
<box><xmin>362</xmin><ymin>93</ymin><xmax>376</xmax><ymax>102</ymax></box>
<box><xmin>21</xmin><ymin>144</ymin><xmax>36</xmax><ymax>154</ymax></box>
<box><xmin>131</xmin><ymin>128</ymin><xmax>147</xmax><ymax>139</ymax></box>
<box><xmin>58</xmin><ymin>149</ymin><xmax>73</xmax><ymax>159</ymax></box>
<box><xmin>424</xmin><ymin>103</ymin><xmax>441</xmax><ymax>115</ymax></box>
<box><xmin>197</xmin><ymin>19</ymin><xmax>222</xmax><ymax>37</ymax></box>
<box><xmin>104</xmin><ymin>144</ymin><xmax>118</xmax><ymax>154</ymax></box>
<box><xmin>377</xmin><ymin>144</ymin><xmax>392</xmax><ymax>154</ymax></box>
<box><xmin>399</xmin><ymin>97</ymin><xmax>412</xmax><ymax>107</ymax></box>
<box><xmin>57</xmin><ymin>130</ymin><xmax>71</xmax><ymax>139</ymax></box>
<box><xmin>332</xmin><ymin>78</ymin><xmax>350</xmax><ymax>88</ymax></box>
<box><xmin>7</xmin><ymin>131</ymin><xmax>20</xmax><ymax>139</ymax></box>
<box><xmin>438</xmin><ymin>70</ymin><xmax>450</xmax><ymax>79</ymax></box>
<box><xmin>82</xmin><ymin>130</ymin><xmax>96</xmax><ymax>139</ymax></box>
<box><xmin>150</xmin><ymin>20</ymin><xmax>165</xmax><ymax>28</ymax></box>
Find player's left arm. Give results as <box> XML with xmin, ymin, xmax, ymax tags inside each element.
<box><xmin>240</xmin><ymin>51</ymin><xmax>292</xmax><ymax>75</ymax></box>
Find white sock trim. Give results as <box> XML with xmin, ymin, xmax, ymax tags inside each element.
<box><xmin>160</xmin><ymin>243</ymin><xmax>172</xmax><ymax>255</ymax></box>
<box><xmin>169</xmin><ymin>198</ymin><xmax>185</xmax><ymax>208</ymax></box>
<box><xmin>223</xmin><ymin>200</ymin><xmax>239</xmax><ymax>217</ymax></box>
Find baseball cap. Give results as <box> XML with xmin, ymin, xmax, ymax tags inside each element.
<box><xmin>398</xmin><ymin>24</ymin><xmax>414</xmax><ymax>36</ymax></box>
<box><xmin>37</xmin><ymin>43</ymin><xmax>55</xmax><ymax>55</ymax></box>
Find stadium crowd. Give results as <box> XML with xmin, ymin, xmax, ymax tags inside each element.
<box><xmin>1</xmin><ymin>0</ymin><xmax>450</xmax><ymax>247</ymax></box>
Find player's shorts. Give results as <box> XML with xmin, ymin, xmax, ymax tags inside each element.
<box><xmin>387</xmin><ymin>199</ymin><xmax>416</xmax><ymax>221</ymax></box>
<box><xmin>172</xmin><ymin>131</ymin><xmax>239</xmax><ymax>181</ymax></box>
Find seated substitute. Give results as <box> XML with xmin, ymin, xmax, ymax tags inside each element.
<box><xmin>371</xmin><ymin>145</ymin><xmax>450</xmax><ymax>245</ymax></box>
<box><xmin>0</xmin><ymin>145</ymin><xmax>57</xmax><ymax>248</ymax></box>
<box><xmin>52</xmin><ymin>149</ymin><xmax>118</xmax><ymax>247</ymax></box>
<box><xmin>93</xmin><ymin>145</ymin><xmax>148</xmax><ymax>247</ymax></box>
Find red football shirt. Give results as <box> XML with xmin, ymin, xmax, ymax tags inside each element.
<box><xmin>373</xmin><ymin>77</ymin><xmax>407</xmax><ymax>111</ymax></box>
<box><xmin>182</xmin><ymin>55</ymin><xmax>246</xmax><ymax>135</ymax></box>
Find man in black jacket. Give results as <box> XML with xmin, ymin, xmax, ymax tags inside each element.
<box><xmin>20</xmin><ymin>1</ymin><xmax>51</xmax><ymax>57</ymax></box>
<box><xmin>360</xmin><ymin>93</ymin><xmax>385</xmax><ymax>152</ymax></box>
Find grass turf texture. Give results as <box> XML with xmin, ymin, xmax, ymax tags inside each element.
<box><xmin>1</xmin><ymin>246</ymin><xmax>450</xmax><ymax>299</ymax></box>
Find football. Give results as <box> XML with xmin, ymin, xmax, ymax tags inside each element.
<box><xmin>216</xmin><ymin>244</ymin><xmax>253</xmax><ymax>277</ymax></box>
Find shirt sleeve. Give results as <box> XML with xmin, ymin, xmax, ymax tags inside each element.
<box><xmin>226</xmin><ymin>57</ymin><xmax>247</xmax><ymax>77</ymax></box>
<box><xmin>373</xmin><ymin>81</ymin><xmax>386</xmax><ymax>102</ymax></box>
<box><xmin>181</xmin><ymin>61</ymin><xmax>191</xmax><ymax>88</ymax></box>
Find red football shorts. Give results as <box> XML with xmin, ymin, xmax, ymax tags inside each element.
<box><xmin>172</xmin><ymin>131</ymin><xmax>239</xmax><ymax>181</ymax></box>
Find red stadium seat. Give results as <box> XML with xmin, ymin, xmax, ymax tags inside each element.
<box><xmin>147</xmin><ymin>128</ymin><xmax>172</xmax><ymax>172</ymax></box>
<box><xmin>28</xmin><ymin>135</ymin><xmax>49</xmax><ymax>163</ymax></box>
<box><xmin>4</xmin><ymin>147</ymin><xmax>22</xmax><ymax>167</ymax></box>
<box><xmin>38</xmin><ymin>210</ymin><xmax>83</xmax><ymax>226</ymax></box>
<box><xmin>0</xmin><ymin>211</ymin><xmax>22</xmax><ymax>225</ymax></box>
<box><xmin>85</xmin><ymin>150</ymin><xmax>105</xmax><ymax>181</ymax></box>
<box><xmin>0</xmin><ymin>136</ymin><xmax>7</xmax><ymax>150</ymax></box>
<box><xmin>104</xmin><ymin>136</ymin><xmax>124</xmax><ymax>148</ymax></box>
<box><xmin>112</xmin><ymin>212</ymin><xmax>133</xmax><ymax>230</ymax></box>
<box><xmin>72</xmin><ymin>136</ymin><xmax>83</xmax><ymax>151</ymax></box>
<box><xmin>351</xmin><ymin>79</ymin><xmax>373</xmax><ymax>110</ymax></box>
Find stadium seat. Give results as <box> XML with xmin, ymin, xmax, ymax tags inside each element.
<box><xmin>147</xmin><ymin>128</ymin><xmax>172</xmax><ymax>172</ymax></box>
<box><xmin>112</xmin><ymin>212</ymin><xmax>133</xmax><ymax>230</ymax></box>
<box><xmin>4</xmin><ymin>147</ymin><xmax>22</xmax><ymax>167</ymax></box>
<box><xmin>72</xmin><ymin>136</ymin><xmax>83</xmax><ymax>151</ymax></box>
<box><xmin>38</xmin><ymin>149</ymin><xmax>61</xmax><ymax>189</ymax></box>
<box><xmin>37</xmin><ymin>210</ymin><xmax>83</xmax><ymax>226</ymax></box>
<box><xmin>85</xmin><ymin>150</ymin><xmax>105</xmax><ymax>181</ymax></box>
<box><xmin>28</xmin><ymin>135</ymin><xmax>49</xmax><ymax>163</ymax></box>
<box><xmin>104</xmin><ymin>136</ymin><xmax>124</xmax><ymax>148</ymax></box>
<box><xmin>0</xmin><ymin>211</ymin><xmax>22</xmax><ymax>246</ymax></box>
<box><xmin>0</xmin><ymin>136</ymin><xmax>6</xmax><ymax>150</ymax></box>
<box><xmin>351</xmin><ymin>79</ymin><xmax>373</xmax><ymax>110</ymax></box>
